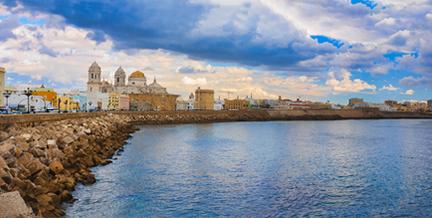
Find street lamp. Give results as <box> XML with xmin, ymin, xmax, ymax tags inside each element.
<box><xmin>24</xmin><ymin>88</ymin><xmax>33</xmax><ymax>114</ymax></box>
<box><xmin>58</xmin><ymin>98</ymin><xmax>61</xmax><ymax>113</ymax></box>
<box><xmin>3</xmin><ymin>90</ymin><xmax>11</xmax><ymax>109</ymax></box>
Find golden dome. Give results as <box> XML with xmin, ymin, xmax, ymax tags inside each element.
<box><xmin>129</xmin><ymin>71</ymin><xmax>145</xmax><ymax>79</ymax></box>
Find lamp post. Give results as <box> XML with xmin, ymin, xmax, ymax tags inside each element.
<box><xmin>3</xmin><ymin>90</ymin><xmax>11</xmax><ymax>109</ymax></box>
<box><xmin>58</xmin><ymin>98</ymin><xmax>61</xmax><ymax>113</ymax></box>
<box><xmin>24</xmin><ymin>88</ymin><xmax>33</xmax><ymax>114</ymax></box>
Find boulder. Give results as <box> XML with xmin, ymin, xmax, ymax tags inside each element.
<box><xmin>49</xmin><ymin>160</ymin><xmax>64</xmax><ymax>174</ymax></box>
<box><xmin>21</xmin><ymin>133</ymin><xmax>32</xmax><ymax>142</ymax></box>
<box><xmin>0</xmin><ymin>131</ymin><xmax>9</xmax><ymax>142</ymax></box>
<box><xmin>0</xmin><ymin>191</ymin><xmax>34</xmax><ymax>218</ymax></box>
<box><xmin>0</xmin><ymin>141</ymin><xmax>14</xmax><ymax>156</ymax></box>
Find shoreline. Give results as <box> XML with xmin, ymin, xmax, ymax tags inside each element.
<box><xmin>0</xmin><ymin>110</ymin><xmax>432</xmax><ymax>217</ymax></box>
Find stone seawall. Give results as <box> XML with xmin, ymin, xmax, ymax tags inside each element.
<box><xmin>0</xmin><ymin>109</ymin><xmax>431</xmax><ymax>217</ymax></box>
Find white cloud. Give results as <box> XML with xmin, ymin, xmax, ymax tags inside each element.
<box><xmin>326</xmin><ymin>70</ymin><xmax>376</xmax><ymax>93</ymax></box>
<box><xmin>404</xmin><ymin>89</ymin><xmax>415</xmax><ymax>95</ymax></box>
<box><xmin>380</xmin><ymin>84</ymin><xmax>399</xmax><ymax>91</ymax></box>
<box><xmin>181</xmin><ymin>76</ymin><xmax>208</xmax><ymax>85</ymax></box>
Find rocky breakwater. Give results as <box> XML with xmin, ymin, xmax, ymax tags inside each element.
<box><xmin>0</xmin><ymin>113</ymin><xmax>135</xmax><ymax>217</ymax></box>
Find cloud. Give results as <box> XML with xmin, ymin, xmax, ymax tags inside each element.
<box><xmin>0</xmin><ymin>16</ymin><xmax>19</xmax><ymax>41</ymax></box>
<box><xmin>399</xmin><ymin>76</ymin><xmax>432</xmax><ymax>87</ymax></box>
<box><xmin>404</xmin><ymin>89</ymin><xmax>414</xmax><ymax>95</ymax></box>
<box><xmin>181</xmin><ymin>76</ymin><xmax>207</xmax><ymax>85</ymax></box>
<box><xmin>0</xmin><ymin>0</ymin><xmax>333</xmax><ymax>69</ymax></box>
<box><xmin>176</xmin><ymin>65</ymin><xmax>215</xmax><ymax>74</ymax></box>
<box><xmin>380</xmin><ymin>84</ymin><xmax>399</xmax><ymax>91</ymax></box>
<box><xmin>326</xmin><ymin>70</ymin><xmax>376</xmax><ymax>93</ymax></box>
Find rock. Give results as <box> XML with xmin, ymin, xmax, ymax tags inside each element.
<box><xmin>49</xmin><ymin>160</ymin><xmax>64</xmax><ymax>174</ymax></box>
<box><xmin>36</xmin><ymin>193</ymin><xmax>52</xmax><ymax>207</ymax></box>
<box><xmin>81</xmin><ymin>172</ymin><xmax>96</xmax><ymax>185</ymax></box>
<box><xmin>0</xmin><ymin>191</ymin><xmax>34</xmax><ymax>218</ymax></box>
<box><xmin>25</xmin><ymin>159</ymin><xmax>46</xmax><ymax>176</ymax></box>
<box><xmin>84</xmin><ymin>128</ymin><xmax>92</xmax><ymax>134</ymax></box>
<box><xmin>0</xmin><ymin>169</ymin><xmax>12</xmax><ymax>184</ymax></box>
<box><xmin>61</xmin><ymin>136</ymin><xmax>74</xmax><ymax>146</ymax></box>
<box><xmin>21</xmin><ymin>133</ymin><xmax>32</xmax><ymax>142</ymax></box>
<box><xmin>0</xmin><ymin>141</ymin><xmax>14</xmax><ymax>156</ymax></box>
<box><xmin>47</xmin><ymin>139</ymin><xmax>57</xmax><ymax>148</ymax></box>
<box><xmin>0</xmin><ymin>131</ymin><xmax>9</xmax><ymax>142</ymax></box>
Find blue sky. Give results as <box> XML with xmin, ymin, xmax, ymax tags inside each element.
<box><xmin>0</xmin><ymin>0</ymin><xmax>431</xmax><ymax>103</ymax></box>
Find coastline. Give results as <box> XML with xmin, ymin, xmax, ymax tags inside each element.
<box><xmin>0</xmin><ymin>109</ymin><xmax>431</xmax><ymax>217</ymax></box>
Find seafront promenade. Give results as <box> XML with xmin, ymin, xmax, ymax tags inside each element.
<box><xmin>0</xmin><ymin>109</ymin><xmax>432</xmax><ymax>217</ymax></box>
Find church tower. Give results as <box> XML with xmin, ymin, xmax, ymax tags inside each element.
<box><xmin>114</xmin><ymin>67</ymin><xmax>126</xmax><ymax>87</ymax></box>
<box><xmin>87</xmin><ymin>61</ymin><xmax>102</xmax><ymax>93</ymax></box>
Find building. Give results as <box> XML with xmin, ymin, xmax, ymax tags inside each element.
<box><xmin>70</xmin><ymin>92</ymin><xmax>88</xmax><ymax>111</ymax></box>
<box><xmin>129</xmin><ymin>93</ymin><xmax>178</xmax><ymax>111</ymax></box>
<box><xmin>214</xmin><ymin>97</ymin><xmax>224</xmax><ymax>110</ymax></box>
<box><xmin>176</xmin><ymin>100</ymin><xmax>188</xmax><ymax>111</ymax></box>
<box><xmin>108</xmin><ymin>92</ymin><xmax>130</xmax><ymax>111</ymax></box>
<box><xmin>274</xmin><ymin>97</ymin><xmax>312</xmax><ymax>110</ymax></box>
<box><xmin>194</xmin><ymin>87</ymin><xmax>214</xmax><ymax>110</ymax></box>
<box><xmin>224</xmin><ymin>98</ymin><xmax>249</xmax><ymax>110</ymax></box>
<box><xmin>86</xmin><ymin>62</ymin><xmax>178</xmax><ymax>111</ymax></box>
<box><xmin>31</xmin><ymin>85</ymin><xmax>57</xmax><ymax>109</ymax></box>
<box><xmin>7</xmin><ymin>90</ymin><xmax>53</xmax><ymax>113</ymax></box>
<box><xmin>348</xmin><ymin>98</ymin><xmax>365</xmax><ymax>107</ymax></box>
<box><xmin>428</xmin><ymin>100</ymin><xmax>432</xmax><ymax>111</ymax></box>
<box><xmin>0</xmin><ymin>67</ymin><xmax>5</xmax><ymax>107</ymax></box>
<box><xmin>87</xmin><ymin>92</ymin><xmax>109</xmax><ymax>111</ymax></box>
<box><xmin>57</xmin><ymin>95</ymin><xmax>80</xmax><ymax>111</ymax></box>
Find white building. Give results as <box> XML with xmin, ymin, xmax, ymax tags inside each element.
<box><xmin>8</xmin><ymin>91</ymin><xmax>53</xmax><ymax>112</ymax></box>
<box><xmin>214</xmin><ymin>98</ymin><xmax>224</xmax><ymax>110</ymax></box>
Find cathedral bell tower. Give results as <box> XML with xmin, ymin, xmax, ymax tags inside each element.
<box><xmin>114</xmin><ymin>67</ymin><xmax>126</xmax><ymax>87</ymax></box>
<box><xmin>87</xmin><ymin>61</ymin><xmax>102</xmax><ymax>93</ymax></box>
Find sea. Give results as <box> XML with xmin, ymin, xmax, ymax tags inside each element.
<box><xmin>66</xmin><ymin>120</ymin><xmax>432</xmax><ymax>217</ymax></box>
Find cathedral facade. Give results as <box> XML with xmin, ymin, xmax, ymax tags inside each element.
<box><xmin>87</xmin><ymin>61</ymin><xmax>168</xmax><ymax>95</ymax></box>
<box><xmin>86</xmin><ymin>62</ymin><xmax>178</xmax><ymax>111</ymax></box>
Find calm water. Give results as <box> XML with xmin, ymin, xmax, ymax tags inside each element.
<box><xmin>66</xmin><ymin>120</ymin><xmax>432</xmax><ymax>217</ymax></box>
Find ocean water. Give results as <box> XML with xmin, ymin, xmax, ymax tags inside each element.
<box><xmin>66</xmin><ymin>120</ymin><xmax>432</xmax><ymax>217</ymax></box>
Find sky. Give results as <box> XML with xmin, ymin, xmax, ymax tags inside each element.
<box><xmin>0</xmin><ymin>0</ymin><xmax>431</xmax><ymax>104</ymax></box>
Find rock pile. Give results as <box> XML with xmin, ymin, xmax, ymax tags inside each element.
<box><xmin>0</xmin><ymin>113</ymin><xmax>135</xmax><ymax>217</ymax></box>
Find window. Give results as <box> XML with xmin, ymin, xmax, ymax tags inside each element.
<box><xmin>91</xmin><ymin>74</ymin><xmax>94</xmax><ymax>79</ymax></box>
<box><xmin>117</xmin><ymin>78</ymin><xmax>120</xmax><ymax>83</ymax></box>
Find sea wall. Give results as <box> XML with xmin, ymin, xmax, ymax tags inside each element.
<box><xmin>0</xmin><ymin>114</ymin><xmax>136</xmax><ymax>217</ymax></box>
<box><xmin>0</xmin><ymin>109</ymin><xmax>431</xmax><ymax>217</ymax></box>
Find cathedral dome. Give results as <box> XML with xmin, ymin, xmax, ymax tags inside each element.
<box><xmin>129</xmin><ymin>71</ymin><xmax>145</xmax><ymax>79</ymax></box>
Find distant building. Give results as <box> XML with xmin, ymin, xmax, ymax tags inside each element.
<box><xmin>176</xmin><ymin>100</ymin><xmax>188</xmax><ymax>111</ymax></box>
<box><xmin>0</xmin><ymin>67</ymin><xmax>5</xmax><ymax>107</ymax></box>
<box><xmin>8</xmin><ymin>90</ymin><xmax>53</xmax><ymax>112</ymax></box>
<box><xmin>187</xmin><ymin>93</ymin><xmax>195</xmax><ymax>110</ymax></box>
<box><xmin>129</xmin><ymin>93</ymin><xmax>178</xmax><ymax>111</ymax></box>
<box><xmin>384</xmin><ymin>100</ymin><xmax>398</xmax><ymax>107</ymax></box>
<box><xmin>57</xmin><ymin>95</ymin><xmax>80</xmax><ymax>111</ymax></box>
<box><xmin>428</xmin><ymin>100</ymin><xmax>432</xmax><ymax>111</ymax></box>
<box><xmin>71</xmin><ymin>92</ymin><xmax>88</xmax><ymax>111</ymax></box>
<box><xmin>86</xmin><ymin>62</ymin><xmax>178</xmax><ymax>111</ymax></box>
<box><xmin>194</xmin><ymin>87</ymin><xmax>214</xmax><ymax>110</ymax></box>
<box><xmin>214</xmin><ymin>97</ymin><xmax>224</xmax><ymax>110</ymax></box>
<box><xmin>32</xmin><ymin>85</ymin><xmax>57</xmax><ymax>109</ymax></box>
<box><xmin>348</xmin><ymin>98</ymin><xmax>365</xmax><ymax>107</ymax></box>
<box><xmin>224</xmin><ymin>98</ymin><xmax>249</xmax><ymax>110</ymax></box>
<box><xmin>87</xmin><ymin>92</ymin><xmax>109</xmax><ymax>111</ymax></box>
<box><xmin>274</xmin><ymin>97</ymin><xmax>311</xmax><ymax>110</ymax></box>
<box><xmin>108</xmin><ymin>92</ymin><xmax>130</xmax><ymax>111</ymax></box>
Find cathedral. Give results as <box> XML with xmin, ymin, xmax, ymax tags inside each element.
<box><xmin>87</xmin><ymin>61</ymin><xmax>168</xmax><ymax>94</ymax></box>
<box><xmin>86</xmin><ymin>62</ymin><xmax>178</xmax><ymax>111</ymax></box>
